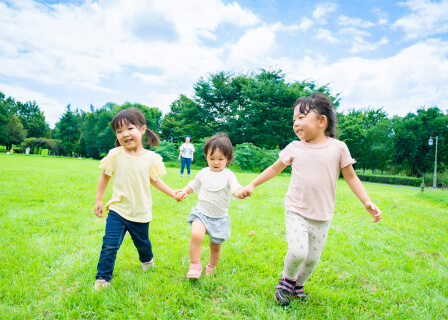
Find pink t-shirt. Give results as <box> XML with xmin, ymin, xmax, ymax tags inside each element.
<box><xmin>279</xmin><ymin>138</ymin><xmax>356</xmax><ymax>221</ymax></box>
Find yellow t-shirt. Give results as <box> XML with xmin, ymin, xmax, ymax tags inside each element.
<box><xmin>99</xmin><ymin>147</ymin><xmax>166</xmax><ymax>223</ymax></box>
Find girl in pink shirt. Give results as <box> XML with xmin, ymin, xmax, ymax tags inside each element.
<box><xmin>241</xmin><ymin>92</ymin><xmax>382</xmax><ymax>306</ymax></box>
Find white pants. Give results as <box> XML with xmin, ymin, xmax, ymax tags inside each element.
<box><xmin>283</xmin><ymin>210</ymin><xmax>331</xmax><ymax>285</ymax></box>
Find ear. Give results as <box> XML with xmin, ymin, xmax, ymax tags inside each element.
<box><xmin>141</xmin><ymin>125</ymin><xmax>147</xmax><ymax>133</ymax></box>
<box><xmin>319</xmin><ymin>115</ymin><xmax>328</xmax><ymax>128</ymax></box>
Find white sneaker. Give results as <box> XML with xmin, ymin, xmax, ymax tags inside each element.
<box><xmin>142</xmin><ymin>259</ymin><xmax>155</xmax><ymax>271</ymax></box>
<box><xmin>94</xmin><ymin>279</ymin><xmax>111</xmax><ymax>289</ymax></box>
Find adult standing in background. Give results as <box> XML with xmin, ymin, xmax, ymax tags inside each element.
<box><xmin>178</xmin><ymin>136</ymin><xmax>195</xmax><ymax>177</ymax></box>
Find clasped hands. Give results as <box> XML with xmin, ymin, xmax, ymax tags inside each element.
<box><xmin>172</xmin><ymin>184</ymin><xmax>255</xmax><ymax>202</ymax></box>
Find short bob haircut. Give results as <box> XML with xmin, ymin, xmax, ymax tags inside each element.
<box><xmin>203</xmin><ymin>132</ymin><xmax>233</xmax><ymax>165</ymax></box>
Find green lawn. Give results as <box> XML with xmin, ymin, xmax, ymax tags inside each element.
<box><xmin>0</xmin><ymin>154</ymin><xmax>447</xmax><ymax>319</ymax></box>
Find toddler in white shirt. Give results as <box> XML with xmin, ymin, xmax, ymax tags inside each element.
<box><xmin>176</xmin><ymin>133</ymin><xmax>245</xmax><ymax>278</ymax></box>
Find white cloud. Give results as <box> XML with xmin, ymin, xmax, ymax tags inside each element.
<box><xmin>228</xmin><ymin>22</ymin><xmax>297</xmax><ymax>64</ymax></box>
<box><xmin>349</xmin><ymin>36</ymin><xmax>389</xmax><ymax>53</ymax></box>
<box><xmin>393</xmin><ymin>0</ymin><xmax>448</xmax><ymax>39</ymax></box>
<box><xmin>338</xmin><ymin>15</ymin><xmax>375</xmax><ymax>28</ymax></box>
<box><xmin>315</xmin><ymin>29</ymin><xmax>339</xmax><ymax>43</ymax></box>
<box><xmin>298</xmin><ymin>18</ymin><xmax>314</xmax><ymax>31</ymax></box>
<box><xmin>282</xmin><ymin>39</ymin><xmax>448</xmax><ymax>115</ymax></box>
<box><xmin>312</xmin><ymin>2</ymin><xmax>337</xmax><ymax>21</ymax></box>
<box><xmin>0</xmin><ymin>82</ymin><xmax>66</xmax><ymax>127</ymax></box>
<box><xmin>0</xmin><ymin>0</ymin><xmax>259</xmax><ymax>90</ymax></box>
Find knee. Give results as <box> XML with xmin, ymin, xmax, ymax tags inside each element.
<box><xmin>287</xmin><ymin>247</ymin><xmax>307</xmax><ymax>264</ymax></box>
<box><xmin>191</xmin><ymin>231</ymin><xmax>204</xmax><ymax>243</ymax></box>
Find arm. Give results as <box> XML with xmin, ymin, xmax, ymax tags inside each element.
<box><xmin>242</xmin><ymin>159</ymin><xmax>288</xmax><ymax>197</ymax></box>
<box><xmin>341</xmin><ymin>164</ymin><xmax>382</xmax><ymax>223</ymax></box>
<box><xmin>150</xmin><ymin>178</ymin><xmax>177</xmax><ymax>199</ymax></box>
<box><xmin>178</xmin><ymin>149</ymin><xmax>183</xmax><ymax>161</ymax></box>
<box><xmin>94</xmin><ymin>171</ymin><xmax>111</xmax><ymax>217</ymax></box>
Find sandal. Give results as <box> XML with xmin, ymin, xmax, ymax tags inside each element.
<box><xmin>186</xmin><ymin>262</ymin><xmax>202</xmax><ymax>279</ymax></box>
<box><xmin>205</xmin><ymin>264</ymin><xmax>216</xmax><ymax>277</ymax></box>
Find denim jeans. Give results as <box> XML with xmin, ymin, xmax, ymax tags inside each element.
<box><xmin>96</xmin><ymin>210</ymin><xmax>153</xmax><ymax>281</ymax></box>
<box><xmin>180</xmin><ymin>156</ymin><xmax>192</xmax><ymax>175</ymax></box>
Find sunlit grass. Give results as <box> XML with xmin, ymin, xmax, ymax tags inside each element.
<box><xmin>0</xmin><ymin>153</ymin><xmax>447</xmax><ymax>319</ymax></box>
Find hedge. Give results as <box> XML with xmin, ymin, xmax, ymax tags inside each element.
<box><xmin>356</xmin><ymin>174</ymin><xmax>421</xmax><ymax>187</ymax></box>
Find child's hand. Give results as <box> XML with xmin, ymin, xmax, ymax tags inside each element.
<box><xmin>173</xmin><ymin>190</ymin><xmax>187</xmax><ymax>202</ymax></box>
<box><xmin>233</xmin><ymin>188</ymin><xmax>245</xmax><ymax>199</ymax></box>
<box><xmin>240</xmin><ymin>184</ymin><xmax>255</xmax><ymax>198</ymax></box>
<box><xmin>94</xmin><ymin>200</ymin><xmax>103</xmax><ymax>218</ymax></box>
<box><xmin>365</xmin><ymin>201</ymin><xmax>382</xmax><ymax>223</ymax></box>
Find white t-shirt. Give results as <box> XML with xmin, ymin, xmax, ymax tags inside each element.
<box><xmin>187</xmin><ymin>167</ymin><xmax>242</xmax><ymax>218</ymax></box>
<box><xmin>279</xmin><ymin>138</ymin><xmax>356</xmax><ymax>221</ymax></box>
<box><xmin>180</xmin><ymin>143</ymin><xmax>195</xmax><ymax>158</ymax></box>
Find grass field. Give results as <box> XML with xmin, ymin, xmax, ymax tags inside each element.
<box><xmin>0</xmin><ymin>154</ymin><xmax>447</xmax><ymax>319</ymax></box>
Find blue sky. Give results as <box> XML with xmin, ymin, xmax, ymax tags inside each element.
<box><xmin>1</xmin><ymin>0</ymin><xmax>448</xmax><ymax>127</ymax></box>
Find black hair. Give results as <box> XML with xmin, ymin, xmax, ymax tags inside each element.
<box><xmin>111</xmin><ymin>108</ymin><xmax>159</xmax><ymax>147</ymax></box>
<box><xmin>203</xmin><ymin>133</ymin><xmax>233</xmax><ymax>165</ymax></box>
<box><xmin>293</xmin><ymin>92</ymin><xmax>336</xmax><ymax>138</ymax></box>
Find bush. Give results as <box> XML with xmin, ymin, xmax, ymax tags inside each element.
<box><xmin>152</xmin><ymin>141</ymin><xmax>179</xmax><ymax>162</ymax></box>
<box><xmin>356</xmin><ymin>174</ymin><xmax>421</xmax><ymax>187</ymax></box>
<box><xmin>234</xmin><ymin>143</ymin><xmax>283</xmax><ymax>173</ymax></box>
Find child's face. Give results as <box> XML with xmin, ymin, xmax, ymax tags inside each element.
<box><xmin>293</xmin><ymin>109</ymin><xmax>326</xmax><ymax>142</ymax></box>
<box><xmin>206</xmin><ymin>148</ymin><xmax>227</xmax><ymax>172</ymax></box>
<box><xmin>115</xmin><ymin>121</ymin><xmax>146</xmax><ymax>152</ymax></box>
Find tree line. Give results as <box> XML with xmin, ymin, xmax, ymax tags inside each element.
<box><xmin>1</xmin><ymin>69</ymin><xmax>447</xmax><ymax>178</ymax></box>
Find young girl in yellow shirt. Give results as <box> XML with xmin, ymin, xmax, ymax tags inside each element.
<box><xmin>93</xmin><ymin>108</ymin><xmax>181</xmax><ymax>289</ymax></box>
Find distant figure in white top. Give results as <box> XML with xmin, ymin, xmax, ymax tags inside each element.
<box><xmin>178</xmin><ymin>136</ymin><xmax>195</xmax><ymax>177</ymax></box>
<box><xmin>240</xmin><ymin>92</ymin><xmax>382</xmax><ymax>306</ymax></box>
<box><xmin>25</xmin><ymin>147</ymin><xmax>30</xmax><ymax>155</ymax></box>
<box><xmin>175</xmin><ymin>133</ymin><xmax>245</xmax><ymax>279</ymax></box>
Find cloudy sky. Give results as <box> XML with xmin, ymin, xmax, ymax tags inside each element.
<box><xmin>1</xmin><ymin>0</ymin><xmax>448</xmax><ymax>127</ymax></box>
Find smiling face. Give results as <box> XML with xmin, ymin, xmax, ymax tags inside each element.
<box><xmin>115</xmin><ymin>121</ymin><xmax>147</xmax><ymax>152</ymax></box>
<box><xmin>206</xmin><ymin>148</ymin><xmax>228</xmax><ymax>172</ymax></box>
<box><xmin>293</xmin><ymin>108</ymin><xmax>327</xmax><ymax>143</ymax></box>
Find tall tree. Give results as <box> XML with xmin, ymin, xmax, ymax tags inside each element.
<box><xmin>54</xmin><ymin>105</ymin><xmax>80</xmax><ymax>156</ymax></box>
<box><xmin>3</xmin><ymin>115</ymin><xmax>27</xmax><ymax>150</ymax></box>
<box><xmin>16</xmin><ymin>100</ymin><xmax>50</xmax><ymax>138</ymax></box>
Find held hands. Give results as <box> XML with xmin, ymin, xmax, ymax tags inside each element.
<box><xmin>234</xmin><ymin>184</ymin><xmax>255</xmax><ymax>199</ymax></box>
<box><xmin>173</xmin><ymin>189</ymin><xmax>187</xmax><ymax>202</ymax></box>
<box><xmin>94</xmin><ymin>200</ymin><xmax>103</xmax><ymax>218</ymax></box>
<box><xmin>365</xmin><ymin>201</ymin><xmax>382</xmax><ymax>223</ymax></box>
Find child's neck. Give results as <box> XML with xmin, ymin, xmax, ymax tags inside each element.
<box><xmin>122</xmin><ymin>145</ymin><xmax>146</xmax><ymax>157</ymax></box>
<box><xmin>304</xmin><ymin>134</ymin><xmax>329</xmax><ymax>144</ymax></box>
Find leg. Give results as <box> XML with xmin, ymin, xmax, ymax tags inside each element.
<box><xmin>208</xmin><ymin>241</ymin><xmax>222</xmax><ymax>266</ymax></box>
<box><xmin>295</xmin><ymin>219</ymin><xmax>330</xmax><ymax>285</ymax></box>
<box><xmin>180</xmin><ymin>157</ymin><xmax>186</xmax><ymax>176</ymax></box>
<box><xmin>96</xmin><ymin>211</ymin><xmax>127</xmax><ymax>282</ymax></box>
<box><xmin>126</xmin><ymin>220</ymin><xmax>153</xmax><ymax>264</ymax></box>
<box><xmin>189</xmin><ymin>220</ymin><xmax>206</xmax><ymax>263</ymax></box>
<box><xmin>275</xmin><ymin>211</ymin><xmax>309</xmax><ymax>306</ymax></box>
<box><xmin>186</xmin><ymin>158</ymin><xmax>192</xmax><ymax>176</ymax></box>
<box><xmin>206</xmin><ymin>241</ymin><xmax>222</xmax><ymax>276</ymax></box>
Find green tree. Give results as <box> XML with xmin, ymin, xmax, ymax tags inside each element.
<box><xmin>16</xmin><ymin>100</ymin><xmax>50</xmax><ymax>138</ymax></box>
<box><xmin>161</xmin><ymin>69</ymin><xmax>338</xmax><ymax>148</ymax></box>
<box><xmin>3</xmin><ymin>115</ymin><xmax>27</xmax><ymax>150</ymax></box>
<box><xmin>391</xmin><ymin>107</ymin><xmax>448</xmax><ymax>177</ymax></box>
<box><xmin>54</xmin><ymin>105</ymin><xmax>80</xmax><ymax>156</ymax></box>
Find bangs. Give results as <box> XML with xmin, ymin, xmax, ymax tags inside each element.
<box><xmin>111</xmin><ymin>109</ymin><xmax>145</xmax><ymax>132</ymax></box>
<box><xmin>294</xmin><ymin>96</ymin><xmax>314</xmax><ymax>115</ymax></box>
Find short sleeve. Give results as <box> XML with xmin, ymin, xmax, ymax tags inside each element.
<box><xmin>278</xmin><ymin>143</ymin><xmax>295</xmax><ymax>165</ymax></box>
<box><xmin>191</xmin><ymin>145</ymin><xmax>195</xmax><ymax>152</ymax></box>
<box><xmin>227</xmin><ymin>170</ymin><xmax>242</xmax><ymax>195</ymax></box>
<box><xmin>99</xmin><ymin>147</ymin><xmax>121</xmax><ymax>176</ymax></box>
<box><xmin>187</xmin><ymin>170</ymin><xmax>202</xmax><ymax>193</ymax></box>
<box><xmin>339</xmin><ymin>142</ymin><xmax>356</xmax><ymax>169</ymax></box>
<box><xmin>149</xmin><ymin>154</ymin><xmax>167</xmax><ymax>181</ymax></box>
